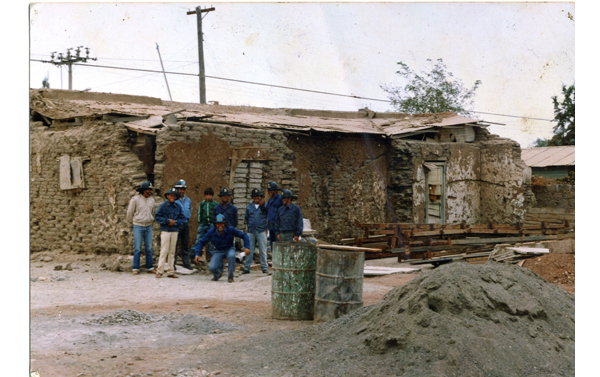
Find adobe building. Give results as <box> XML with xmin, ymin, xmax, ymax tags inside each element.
<box><xmin>29</xmin><ymin>89</ymin><xmax>533</xmax><ymax>255</ymax></box>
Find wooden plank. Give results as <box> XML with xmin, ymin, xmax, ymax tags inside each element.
<box><xmin>317</xmin><ymin>244</ymin><xmax>379</xmax><ymax>252</ymax></box>
<box><xmin>59</xmin><ymin>155</ymin><xmax>72</xmax><ymax>190</ymax></box>
<box><xmin>123</xmin><ymin>123</ymin><xmax>160</xmax><ymax>135</ymax></box>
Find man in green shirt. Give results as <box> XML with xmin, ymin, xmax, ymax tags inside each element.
<box><xmin>192</xmin><ymin>187</ymin><xmax>218</xmax><ymax>262</ymax></box>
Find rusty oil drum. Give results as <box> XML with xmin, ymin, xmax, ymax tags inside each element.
<box><xmin>314</xmin><ymin>248</ymin><xmax>365</xmax><ymax>323</ymax></box>
<box><xmin>271</xmin><ymin>241</ymin><xmax>317</xmax><ymax>320</ymax></box>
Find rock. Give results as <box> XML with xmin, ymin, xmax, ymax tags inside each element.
<box><xmin>35</xmin><ymin>265</ymin><xmax>43</xmax><ymax>268</ymax></box>
<box><xmin>30</xmin><ymin>277</ymin><xmax>39</xmax><ymax>282</ymax></box>
<box><xmin>65</xmin><ymin>263</ymin><xmax>73</xmax><ymax>271</ymax></box>
<box><xmin>38</xmin><ymin>277</ymin><xmax>47</xmax><ymax>281</ymax></box>
<box><xmin>110</xmin><ymin>256</ymin><xmax>124</xmax><ymax>272</ymax></box>
<box><xmin>202</xmin><ymin>305</ymin><xmax>210</xmax><ymax>309</ymax></box>
<box><xmin>54</xmin><ymin>265</ymin><xmax>63</xmax><ymax>271</ymax></box>
<box><xmin>43</xmin><ymin>256</ymin><xmax>53</xmax><ymax>262</ymax></box>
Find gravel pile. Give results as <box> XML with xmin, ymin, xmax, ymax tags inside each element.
<box><xmin>198</xmin><ymin>261</ymin><xmax>575</xmax><ymax>377</ymax></box>
<box><xmin>168</xmin><ymin>314</ymin><xmax>241</xmax><ymax>335</ymax></box>
<box><xmin>82</xmin><ymin>309</ymin><xmax>166</xmax><ymax>326</ymax></box>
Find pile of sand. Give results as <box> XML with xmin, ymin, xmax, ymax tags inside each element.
<box><xmin>346</xmin><ymin>261</ymin><xmax>575</xmax><ymax>376</ymax></box>
<box><xmin>198</xmin><ymin>261</ymin><xmax>575</xmax><ymax>376</ymax></box>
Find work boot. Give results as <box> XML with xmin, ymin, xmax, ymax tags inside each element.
<box><xmin>211</xmin><ymin>274</ymin><xmax>221</xmax><ymax>281</ymax></box>
<box><xmin>242</xmin><ymin>269</ymin><xmax>250</xmax><ymax>274</ymax></box>
<box><xmin>228</xmin><ymin>277</ymin><xmax>234</xmax><ymax>283</ymax></box>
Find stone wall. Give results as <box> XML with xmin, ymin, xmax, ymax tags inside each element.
<box><xmin>29</xmin><ymin>120</ymin><xmax>149</xmax><ymax>254</ymax></box>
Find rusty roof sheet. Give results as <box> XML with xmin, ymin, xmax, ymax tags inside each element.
<box><xmin>521</xmin><ymin>146</ymin><xmax>575</xmax><ymax>167</ymax></box>
<box><xmin>30</xmin><ymin>89</ymin><xmax>488</xmax><ymax>137</ymax></box>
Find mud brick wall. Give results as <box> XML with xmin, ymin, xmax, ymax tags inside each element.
<box><xmin>153</xmin><ymin>121</ymin><xmax>296</xmax><ymax>244</ymax></box>
<box><xmin>389</xmin><ymin>135</ymin><xmax>531</xmax><ymax>225</ymax></box>
<box><xmin>478</xmin><ymin>138</ymin><xmax>529</xmax><ymax>224</ymax></box>
<box><xmin>288</xmin><ymin>133</ymin><xmax>391</xmax><ymax>242</ymax></box>
<box><xmin>29</xmin><ymin>121</ymin><xmax>150</xmax><ymax>254</ymax></box>
<box><xmin>154</xmin><ymin>125</ymin><xmax>392</xmax><ymax>244</ymax></box>
<box><xmin>531</xmin><ymin>183</ymin><xmax>575</xmax><ymax>209</ymax></box>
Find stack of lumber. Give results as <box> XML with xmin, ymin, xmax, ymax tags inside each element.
<box><xmin>343</xmin><ymin>220</ymin><xmax>574</xmax><ymax>261</ymax></box>
<box><xmin>523</xmin><ymin>208</ymin><xmax>575</xmax><ymax>228</ymax></box>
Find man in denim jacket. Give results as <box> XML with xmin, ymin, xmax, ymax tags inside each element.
<box><xmin>194</xmin><ymin>214</ymin><xmax>250</xmax><ymax>283</ymax></box>
<box><xmin>275</xmin><ymin>189</ymin><xmax>303</xmax><ymax>242</ymax></box>
<box><xmin>242</xmin><ymin>188</ymin><xmax>269</xmax><ymax>274</ymax></box>
<box><xmin>264</xmin><ymin>181</ymin><xmax>283</xmax><ymax>253</ymax></box>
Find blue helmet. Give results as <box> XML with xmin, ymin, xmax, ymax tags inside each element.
<box><xmin>219</xmin><ymin>187</ymin><xmax>232</xmax><ymax>197</ymax></box>
<box><xmin>267</xmin><ymin>181</ymin><xmax>280</xmax><ymax>191</ymax></box>
<box><xmin>175</xmin><ymin>179</ymin><xmax>187</xmax><ymax>189</ymax></box>
<box><xmin>251</xmin><ymin>188</ymin><xmax>263</xmax><ymax>197</ymax></box>
<box><xmin>281</xmin><ymin>189</ymin><xmax>297</xmax><ymax>200</ymax></box>
<box><xmin>165</xmin><ymin>187</ymin><xmax>180</xmax><ymax>199</ymax></box>
<box><xmin>138</xmin><ymin>181</ymin><xmax>153</xmax><ymax>193</ymax></box>
<box><xmin>215</xmin><ymin>214</ymin><xmax>226</xmax><ymax>223</ymax></box>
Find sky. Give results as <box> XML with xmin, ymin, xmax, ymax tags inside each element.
<box><xmin>28</xmin><ymin>2</ymin><xmax>575</xmax><ymax>148</ymax></box>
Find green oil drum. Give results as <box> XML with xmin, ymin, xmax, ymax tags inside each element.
<box><xmin>271</xmin><ymin>241</ymin><xmax>317</xmax><ymax>320</ymax></box>
<box><xmin>314</xmin><ymin>248</ymin><xmax>365</xmax><ymax>323</ymax></box>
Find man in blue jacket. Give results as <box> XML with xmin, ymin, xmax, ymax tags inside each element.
<box><xmin>275</xmin><ymin>189</ymin><xmax>304</xmax><ymax>242</ymax></box>
<box><xmin>243</xmin><ymin>188</ymin><xmax>269</xmax><ymax>274</ymax></box>
<box><xmin>264</xmin><ymin>181</ymin><xmax>283</xmax><ymax>253</ymax></box>
<box><xmin>174</xmin><ymin>179</ymin><xmax>193</xmax><ymax>270</ymax></box>
<box><xmin>154</xmin><ymin>187</ymin><xmax>186</xmax><ymax>278</ymax></box>
<box><xmin>194</xmin><ymin>214</ymin><xmax>250</xmax><ymax>283</ymax></box>
<box><xmin>213</xmin><ymin>187</ymin><xmax>238</xmax><ymax>228</ymax></box>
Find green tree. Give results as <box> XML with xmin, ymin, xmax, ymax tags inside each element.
<box><xmin>381</xmin><ymin>58</ymin><xmax>481</xmax><ymax>116</ymax></box>
<box><xmin>42</xmin><ymin>73</ymin><xmax>50</xmax><ymax>88</ymax></box>
<box><xmin>547</xmin><ymin>84</ymin><xmax>574</xmax><ymax>146</ymax></box>
<box><xmin>531</xmin><ymin>138</ymin><xmax>549</xmax><ymax>147</ymax></box>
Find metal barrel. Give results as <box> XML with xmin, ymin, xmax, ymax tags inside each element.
<box><xmin>314</xmin><ymin>248</ymin><xmax>365</xmax><ymax>323</ymax></box>
<box><xmin>271</xmin><ymin>241</ymin><xmax>317</xmax><ymax>320</ymax></box>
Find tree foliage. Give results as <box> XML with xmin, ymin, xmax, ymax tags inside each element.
<box><xmin>547</xmin><ymin>84</ymin><xmax>574</xmax><ymax>146</ymax></box>
<box><xmin>381</xmin><ymin>58</ymin><xmax>481</xmax><ymax>116</ymax></box>
<box><xmin>531</xmin><ymin>138</ymin><xmax>549</xmax><ymax>147</ymax></box>
<box><xmin>42</xmin><ymin>73</ymin><xmax>50</xmax><ymax>88</ymax></box>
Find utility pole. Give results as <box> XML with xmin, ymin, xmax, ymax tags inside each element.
<box><xmin>187</xmin><ymin>6</ymin><xmax>215</xmax><ymax>104</ymax></box>
<box><xmin>44</xmin><ymin>47</ymin><xmax>96</xmax><ymax>90</ymax></box>
<box><xmin>156</xmin><ymin>43</ymin><xmax>173</xmax><ymax>101</ymax></box>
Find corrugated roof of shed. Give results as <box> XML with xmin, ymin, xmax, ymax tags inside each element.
<box><xmin>521</xmin><ymin>146</ymin><xmax>575</xmax><ymax>167</ymax></box>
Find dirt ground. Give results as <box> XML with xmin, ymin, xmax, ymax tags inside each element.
<box><xmin>29</xmin><ymin>251</ymin><xmax>574</xmax><ymax>377</ymax></box>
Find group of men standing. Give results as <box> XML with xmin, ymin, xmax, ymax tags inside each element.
<box><xmin>126</xmin><ymin>180</ymin><xmax>303</xmax><ymax>283</ymax></box>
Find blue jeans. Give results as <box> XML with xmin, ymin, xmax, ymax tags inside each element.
<box><xmin>193</xmin><ymin>223</ymin><xmax>215</xmax><ymax>258</ymax></box>
<box><xmin>279</xmin><ymin>232</ymin><xmax>294</xmax><ymax>242</ymax></box>
<box><xmin>174</xmin><ymin>223</ymin><xmax>191</xmax><ymax>267</ymax></box>
<box><xmin>268</xmin><ymin>226</ymin><xmax>277</xmax><ymax>254</ymax></box>
<box><xmin>133</xmin><ymin>224</ymin><xmax>154</xmax><ymax>271</ymax></box>
<box><xmin>209</xmin><ymin>247</ymin><xmax>237</xmax><ymax>280</ymax></box>
<box><xmin>245</xmin><ymin>231</ymin><xmax>268</xmax><ymax>272</ymax></box>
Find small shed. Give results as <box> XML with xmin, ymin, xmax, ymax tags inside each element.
<box><xmin>521</xmin><ymin>146</ymin><xmax>575</xmax><ymax>179</ymax></box>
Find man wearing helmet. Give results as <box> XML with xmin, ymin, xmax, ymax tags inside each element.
<box><xmin>126</xmin><ymin>181</ymin><xmax>157</xmax><ymax>275</ymax></box>
<box><xmin>194</xmin><ymin>214</ymin><xmax>250</xmax><ymax>283</ymax></box>
<box><xmin>242</xmin><ymin>188</ymin><xmax>269</xmax><ymax>274</ymax></box>
<box><xmin>213</xmin><ymin>187</ymin><xmax>238</xmax><ymax>228</ymax></box>
<box><xmin>154</xmin><ymin>187</ymin><xmax>186</xmax><ymax>278</ymax></box>
<box><xmin>173</xmin><ymin>179</ymin><xmax>193</xmax><ymax>270</ymax></box>
<box><xmin>275</xmin><ymin>189</ymin><xmax>304</xmax><ymax>242</ymax></box>
<box><xmin>264</xmin><ymin>181</ymin><xmax>283</xmax><ymax>252</ymax></box>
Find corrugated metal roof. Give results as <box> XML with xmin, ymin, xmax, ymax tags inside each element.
<box><xmin>521</xmin><ymin>146</ymin><xmax>575</xmax><ymax>167</ymax></box>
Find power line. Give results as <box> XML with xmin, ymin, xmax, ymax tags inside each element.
<box><xmin>30</xmin><ymin>58</ymin><xmax>556</xmax><ymax>122</ymax></box>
